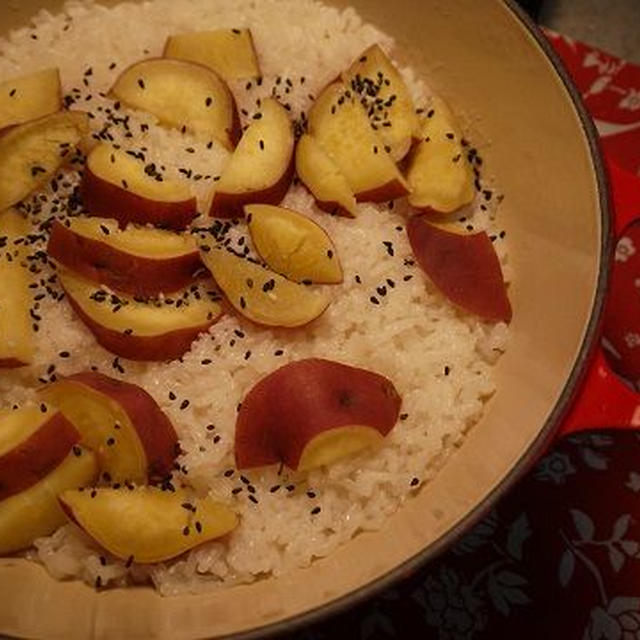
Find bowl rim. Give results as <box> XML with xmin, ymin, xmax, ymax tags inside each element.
<box><xmin>226</xmin><ymin>2</ymin><xmax>613</xmax><ymax>638</ymax></box>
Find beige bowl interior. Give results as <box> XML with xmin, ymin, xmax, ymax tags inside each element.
<box><xmin>0</xmin><ymin>0</ymin><xmax>607</xmax><ymax>638</ymax></box>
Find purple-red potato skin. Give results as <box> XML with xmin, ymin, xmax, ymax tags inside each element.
<box><xmin>0</xmin><ymin>412</ymin><xmax>79</xmax><ymax>501</ymax></box>
<box><xmin>0</xmin><ymin>358</ymin><xmax>27</xmax><ymax>369</ymax></box>
<box><xmin>81</xmin><ymin>168</ymin><xmax>197</xmax><ymax>230</ymax></box>
<box><xmin>60</xmin><ymin>372</ymin><xmax>178</xmax><ymax>480</ymax></box>
<box><xmin>407</xmin><ymin>215</ymin><xmax>512</xmax><ymax>324</ymax></box>
<box><xmin>47</xmin><ymin>220</ymin><xmax>202</xmax><ymax>296</ymax></box>
<box><xmin>209</xmin><ymin>155</ymin><xmax>294</xmax><ymax>219</ymax></box>
<box><xmin>235</xmin><ymin>358</ymin><xmax>401</xmax><ymax>470</ymax></box>
<box><xmin>62</xmin><ymin>290</ymin><xmax>219</xmax><ymax>361</ymax></box>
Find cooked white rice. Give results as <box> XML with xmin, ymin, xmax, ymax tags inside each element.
<box><xmin>0</xmin><ymin>0</ymin><xmax>510</xmax><ymax>595</ymax></box>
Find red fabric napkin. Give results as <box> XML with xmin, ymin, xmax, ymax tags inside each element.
<box><xmin>544</xmin><ymin>30</ymin><xmax>640</xmax><ymax>436</ymax></box>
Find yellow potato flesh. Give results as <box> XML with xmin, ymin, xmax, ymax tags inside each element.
<box><xmin>342</xmin><ymin>44</ymin><xmax>420</xmax><ymax>162</ymax></box>
<box><xmin>0</xmin><ymin>447</ymin><xmax>97</xmax><ymax>554</ymax></box>
<box><xmin>295</xmin><ymin>134</ymin><xmax>357</xmax><ymax>217</ymax></box>
<box><xmin>66</xmin><ymin>216</ymin><xmax>197</xmax><ymax>258</ymax></box>
<box><xmin>216</xmin><ymin>97</ymin><xmax>292</xmax><ymax>193</ymax></box>
<box><xmin>308</xmin><ymin>82</ymin><xmax>407</xmax><ymax>196</ymax></box>
<box><xmin>0</xmin><ymin>406</ymin><xmax>51</xmax><ymax>456</ymax></box>
<box><xmin>0</xmin><ymin>208</ymin><xmax>34</xmax><ymax>366</ymax></box>
<box><xmin>40</xmin><ymin>382</ymin><xmax>147</xmax><ymax>484</ymax></box>
<box><xmin>110</xmin><ymin>58</ymin><xmax>235</xmax><ymax>147</ymax></box>
<box><xmin>57</xmin><ymin>269</ymin><xmax>221</xmax><ymax>336</ymax></box>
<box><xmin>407</xmin><ymin>97</ymin><xmax>475</xmax><ymax>213</ymax></box>
<box><xmin>297</xmin><ymin>425</ymin><xmax>384</xmax><ymax>472</ymax></box>
<box><xmin>200</xmin><ymin>247</ymin><xmax>329</xmax><ymax>327</ymax></box>
<box><xmin>59</xmin><ymin>486</ymin><xmax>237</xmax><ymax>563</ymax></box>
<box><xmin>0</xmin><ymin>68</ymin><xmax>61</xmax><ymax>130</ymax></box>
<box><xmin>0</xmin><ymin>111</ymin><xmax>88</xmax><ymax>211</ymax></box>
<box><xmin>165</xmin><ymin>29</ymin><xmax>261</xmax><ymax>82</ymax></box>
<box><xmin>88</xmin><ymin>143</ymin><xmax>192</xmax><ymax>204</ymax></box>
<box><xmin>246</xmin><ymin>204</ymin><xmax>342</xmax><ymax>284</ymax></box>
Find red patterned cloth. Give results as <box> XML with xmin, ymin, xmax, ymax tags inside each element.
<box><xmin>544</xmin><ymin>29</ymin><xmax>640</xmax><ymax>436</ymax></box>
<box><xmin>546</xmin><ymin>29</ymin><xmax>640</xmax><ymax>176</ymax></box>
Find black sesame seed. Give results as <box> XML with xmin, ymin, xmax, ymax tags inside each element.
<box><xmin>180</xmin><ymin>399</ymin><xmax>190</xmax><ymax>410</ymax></box>
<box><xmin>310</xmin><ymin>506</ymin><xmax>321</xmax><ymax>515</ymax></box>
<box><xmin>137</xmin><ymin>78</ymin><xmax>145</xmax><ymax>89</ymax></box>
<box><xmin>169</xmin><ymin>391</ymin><xmax>176</xmax><ymax>400</ymax></box>
<box><xmin>182</xmin><ymin>526</ymin><xmax>190</xmax><ymax>536</ymax></box>
<box><xmin>410</xmin><ymin>477</ymin><xmax>420</xmax><ymax>487</ymax></box>
<box><xmin>248</xmin><ymin>495</ymin><xmax>258</xmax><ymax>504</ymax></box>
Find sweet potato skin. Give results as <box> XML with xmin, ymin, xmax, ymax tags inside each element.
<box><xmin>209</xmin><ymin>155</ymin><xmax>294</xmax><ymax>219</ymax></box>
<box><xmin>407</xmin><ymin>215</ymin><xmax>512</xmax><ymax>324</ymax></box>
<box><xmin>235</xmin><ymin>358</ymin><xmax>401</xmax><ymax>470</ymax></box>
<box><xmin>47</xmin><ymin>220</ymin><xmax>202</xmax><ymax>297</ymax></box>
<box><xmin>0</xmin><ymin>411</ymin><xmax>80</xmax><ymax>501</ymax></box>
<box><xmin>61</xmin><ymin>371</ymin><xmax>179</xmax><ymax>481</ymax></box>
<box><xmin>62</xmin><ymin>287</ymin><xmax>219</xmax><ymax>362</ymax></box>
<box><xmin>81</xmin><ymin>166</ymin><xmax>198</xmax><ymax>231</ymax></box>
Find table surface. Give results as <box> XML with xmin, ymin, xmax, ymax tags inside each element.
<box><xmin>540</xmin><ymin>0</ymin><xmax>640</xmax><ymax>63</ymax></box>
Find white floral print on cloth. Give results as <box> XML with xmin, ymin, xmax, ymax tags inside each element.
<box><xmin>544</xmin><ymin>29</ymin><xmax>640</xmax><ymax>176</ymax></box>
<box><xmin>604</xmin><ymin>220</ymin><xmax>640</xmax><ymax>385</ymax></box>
<box><xmin>287</xmin><ymin>431</ymin><xmax>640</xmax><ymax>640</ymax></box>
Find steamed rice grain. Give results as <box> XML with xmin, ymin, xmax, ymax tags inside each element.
<box><xmin>1</xmin><ymin>0</ymin><xmax>510</xmax><ymax>595</ymax></box>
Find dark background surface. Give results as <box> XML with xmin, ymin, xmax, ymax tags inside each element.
<box><xmin>519</xmin><ymin>0</ymin><xmax>640</xmax><ymax>63</ymax></box>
